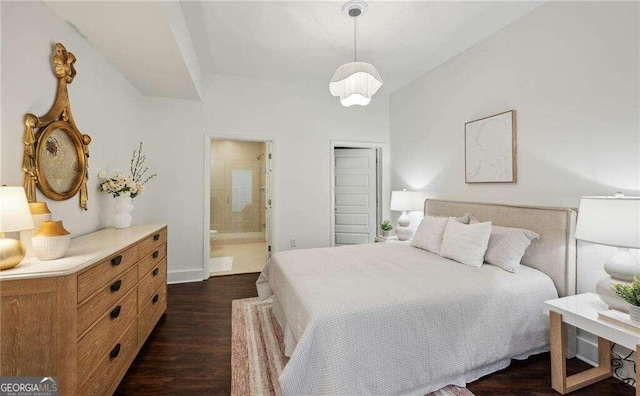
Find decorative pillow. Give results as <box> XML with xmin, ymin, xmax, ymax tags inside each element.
<box><xmin>453</xmin><ymin>213</ymin><xmax>473</xmax><ymax>225</ymax></box>
<box><xmin>411</xmin><ymin>213</ymin><xmax>472</xmax><ymax>254</ymax></box>
<box><xmin>440</xmin><ymin>220</ymin><xmax>492</xmax><ymax>267</ymax></box>
<box><xmin>411</xmin><ymin>215</ymin><xmax>450</xmax><ymax>254</ymax></box>
<box><xmin>484</xmin><ymin>226</ymin><xmax>540</xmax><ymax>273</ymax></box>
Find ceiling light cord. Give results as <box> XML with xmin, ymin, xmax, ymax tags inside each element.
<box><xmin>353</xmin><ymin>17</ymin><xmax>357</xmax><ymax>62</ymax></box>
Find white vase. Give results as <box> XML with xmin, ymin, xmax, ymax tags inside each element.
<box><xmin>114</xmin><ymin>196</ymin><xmax>134</xmax><ymax>229</ymax></box>
<box><xmin>32</xmin><ymin>221</ymin><xmax>71</xmax><ymax>261</ymax></box>
<box><xmin>630</xmin><ymin>306</ymin><xmax>640</xmax><ymax>325</ymax></box>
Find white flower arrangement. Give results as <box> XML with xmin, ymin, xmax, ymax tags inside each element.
<box><xmin>99</xmin><ymin>142</ymin><xmax>157</xmax><ymax>199</ymax></box>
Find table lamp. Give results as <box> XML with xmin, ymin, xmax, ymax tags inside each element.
<box><xmin>575</xmin><ymin>193</ymin><xmax>640</xmax><ymax>311</ymax></box>
<box><xmin>390</xmin><ymin>189</ymin><xmax>421</xmax><ymax>241</ymax></box>
<box><xmin>0</xmin><ymin>186</ymin><xmax>35</xmax><ymax>270</ymax></box>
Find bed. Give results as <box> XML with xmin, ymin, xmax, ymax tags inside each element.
<box><xmin>256</xmin><ymin>199</ymin><xmax>577</xmax><ymax>395</ymax></box>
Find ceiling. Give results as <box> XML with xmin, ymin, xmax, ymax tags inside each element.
<box><xmin>47</xmin><ymin>1</ymin><xmax>542</xmax><ymax>100</ymax></box>
<box><xmin>47</xmin><ymin>1</ymin><xmax>205</xmax><ymax>99</ymax></box>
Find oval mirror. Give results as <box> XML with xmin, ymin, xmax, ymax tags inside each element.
<box><xmin>35</xmin><ymin>122</ymin><xmax>86</xmax><ymax>200</ymax></box>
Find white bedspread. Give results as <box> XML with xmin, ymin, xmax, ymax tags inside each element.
<box><xmin>256</xmin><ymin>243</ymin><xmax>558</xmax><ymax>395</ymax></box>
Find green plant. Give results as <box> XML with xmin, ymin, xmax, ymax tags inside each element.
<box><xmin>612</xmin><ymin>275</ymin><xmax>640</xmax><ymax>306</ymax></box>
<box><xmin>380</xmin><ymin>220</ymin><xmax>393</xmax><ymax>232</ymax></box>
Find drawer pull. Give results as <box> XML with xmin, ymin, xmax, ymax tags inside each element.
<box><xmin>110</xmin><ymin>305</ymin><xmax>121</xmax><ymax>319</ymax></box>
<box><xmin>152</xmin><ymin>268</ymin><xmax>159</xmax><ymax>277</ymax></box>
<box><xmin>153</xmin><ymin>233</ymin><xmax>160</xmax><ymax>241</ymax></box>
<box><xmin>153</xmin><ymin>251</ymin><xmax>159</xmax><ymax>259</ymax></box>
<box><xmin>110</xmin><ymin>343</ymin><xmax>121</xmax><ymax>360</ymax></box>
<box><xmin>111</xmin><ymin>255</ymin><xmax>123</xmax><ymax>266</ymax></box>
<box><xmin>152</xmin><ymin>294</ymin><xmax>159</xmax><ymax>304</ymax></box>
<box><xmin>110</xmin><ymin>280</ymin><xmax>122</xmax><ymax>293</ymax></box>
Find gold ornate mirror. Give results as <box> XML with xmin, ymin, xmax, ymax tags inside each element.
<box><xmin>22</xmin><ymin>43</ymin><xmax>91</xmax><ymax>209</ymax></box>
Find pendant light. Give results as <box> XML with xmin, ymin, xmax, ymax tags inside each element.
<box><xmin>329</xmin><ymin>0</ymin><xmax>383</xmax><ymax>107</ymax></box>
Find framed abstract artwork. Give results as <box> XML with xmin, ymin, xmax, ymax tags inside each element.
<box><xmin>464</xmin><ymin>110</ymin><xmax>517</xmax><ymax>183</ymax></box>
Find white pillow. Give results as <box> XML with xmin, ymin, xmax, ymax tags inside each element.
<box><xmin>485</xmin><ymin>226</ymin><xmax>539</xmax><ymax>273</ymax></box>
<box><xmin>411</xmin><ymin>215</ymin><xmax>450</xmax><ymax>254</ymax></box>
<box><xmin>411</xmin><ymin>213</ymin><xmax>472</xmax><ymax>254</ymax></box>
<box><xmin>440</xmin><ymin>220</ymin><xmax>492</xmax><ymax>267</ymax></box>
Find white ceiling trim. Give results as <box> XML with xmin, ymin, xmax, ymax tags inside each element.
<box><xmin>161</xmin><ymin>2</ymin><xmax>205</xmax><ymax>99</ymax></box>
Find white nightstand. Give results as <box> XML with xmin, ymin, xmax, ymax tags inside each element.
<box><xmin>374</xmin><ymin>236</ymin><xmax>411</xmax><ymax>243</ymax></box>
<box><xmin>544</xmin><ymin>293</ymin><xmax>639</xmax><ymax>395</ymax></box>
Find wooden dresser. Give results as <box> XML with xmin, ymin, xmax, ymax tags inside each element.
<box><xmin>0</xmin><ymin>224</ymin><xmax>168</xmax><ymax>395</ymax></box>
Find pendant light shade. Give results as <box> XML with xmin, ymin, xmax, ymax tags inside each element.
<box><xmin>329</xmin><ymin>62</ymin><xmax>383</xmax><ymax>107</ymax></box>
<box><xmin>329</xmin><ymin>1</ymin><xmax>382</xmax><ymax>107</ymax></box>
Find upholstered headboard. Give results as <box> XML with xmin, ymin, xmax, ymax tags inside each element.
<box><xmin>425</xmin><ymin>199</ymin><xmax>577</xmax><ymax>297</ymax></box>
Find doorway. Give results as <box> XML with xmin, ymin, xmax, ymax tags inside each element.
<box><xmin>206</xmin><ymin>138</ymin><xmax>273</xmax><ymax>277</ymax></box>
<box><xmin>331</xmin><ymin>143</ymin><xmax>383</xmax><ymax>246</ymax></box>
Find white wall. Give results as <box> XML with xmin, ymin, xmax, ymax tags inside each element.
<box><xmin>142</xmin><ymin>75</ymin><xmax>389</xmax><ymax>283</ymax></box>
<box><xmin>1</xmin><ymin>1</ymin><xmax>146</xmax><ymax>236</ymax></box>
<box><xmin>389</xmin><ymin>1</ymin><xmax>639</xmax><ymax>368</ymax></box>
<box><xmin>390</xmin><ymin>1</ymin><xmax>639</xmax><ymax>287</ymax></box>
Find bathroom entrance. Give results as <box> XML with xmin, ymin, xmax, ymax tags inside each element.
<box><xmin>206</xmin><ymin>138</ymin><xmax>272</xmax><ymax>277</ymax></box>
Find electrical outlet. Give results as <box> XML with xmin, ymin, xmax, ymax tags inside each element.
<box><xmin>290</xmin><ymin>238</ymin><xmax>296</xmax><ymax>248</ymax></box>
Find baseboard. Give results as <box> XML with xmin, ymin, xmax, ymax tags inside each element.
<box><xmin>168</xmin><ymin>269</ymin><xmax>205</xmax><ymax>284</ymax></box>
<box><xmin>576</xmin><ymin>333</ymin><xmax>599</xmax><ymax>366</ymax></box>
<box><xmin>576</xmin><ymin>331</ymin><xmax>636</xmax><ymax>386</ymax></box>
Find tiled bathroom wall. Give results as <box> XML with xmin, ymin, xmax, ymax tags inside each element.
<box><xmin>210</xmin><ymin>140</ymin><xmax>266</xmax><ymax>234</ymax></box>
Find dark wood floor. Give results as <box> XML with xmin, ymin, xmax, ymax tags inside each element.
<box><xmin>116</xmin><ymin>273</ymin><xmax>634</xmax><ymax>395</ymax></box>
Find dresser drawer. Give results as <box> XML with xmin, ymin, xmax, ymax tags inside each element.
<box><xmin>78</xmin><ymin>245</ymin><xmax>139</xmax><ymax>303</ymax></box>
<box><xmin>138</xmin><ymin>259</ymin><xmax>167</xmax><ymax>312</ymax></box>
<box><xmin>77</xmin><ymin>265</ymin><xmax>138</xmax><ymax>336</ymax></box>
<box><xmin>77</xmin><ymin>287</ymin><xmax>137</xmax><ymax>380</ymax></box>
<box><xmin>138</xmin><ymin>243</ymin><xmax>167</xmax><ymax>279</ymax></box>
<box><xmin>78</xmin><ymin>322</ymin><xmax>137</xmax><ymax>395</ymax></box>
<box><xmin>138</xmin><ymin>284</ymin><xmax>167</xmax><ymax>346</ymax></box>
<box><xmin>138</xmin><ymin>228</ymin><xmax>167</xmax><ymax>258</ymax></box>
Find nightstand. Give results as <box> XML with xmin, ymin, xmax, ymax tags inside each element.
<box><xmin>544</xmin><ymin>293</ymin><xmax>639</xmax><ymax>395</ymax></box>
<box><xmin>374</xmin><ymin>236</ymin><xmax>412</xmax><ymax>243</ymax></box>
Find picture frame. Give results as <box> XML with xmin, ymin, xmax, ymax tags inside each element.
<box><xmin>464</xmin><ymin>110</ymin><xmax>516</xmax><ymax>183</ymax></box>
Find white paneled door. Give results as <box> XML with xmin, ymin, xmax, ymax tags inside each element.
<box><xmin>333</xmin><ymin>148</ymin><xmax>377</xmax><ymax>245</ymax></box>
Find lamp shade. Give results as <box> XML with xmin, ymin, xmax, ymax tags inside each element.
<box><xmin>390</xmin><ymin>190</ymin><xmax>421</xmax><ymax>212</ymax></box>
<box><xmin>575</xmin><ymin>196</ymin><xmax>640</xmax><ymax>249</ymax></box>
<box><xmin>329</xmin><ymin>62</ymin><xmax>383</xmax><ymax>107</ymax></box>
<box><xmin>0</xmin><ymin>187</ymin><xmax>35</xmax><ymax>233</ymax></box>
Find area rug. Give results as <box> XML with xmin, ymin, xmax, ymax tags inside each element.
<box><xmin>231</xmin><ymin>297</ymin><xmax>473</xmax><ymax>396</ymax></box>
